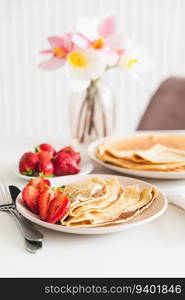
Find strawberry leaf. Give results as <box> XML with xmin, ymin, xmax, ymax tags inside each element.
<box><xmin>35</xmin><ymin>146</ymin><xmax>40</xmax><ymax>153</ymax></box>
<box><xmin>22</xmin><ymin>169</ymin><xmax>33</xmax><ymax>176</ymax></box>
<box><xmin>59</xmin><ymin>185</ymin><xmax>66</xmax><ymax>191</ymax></box>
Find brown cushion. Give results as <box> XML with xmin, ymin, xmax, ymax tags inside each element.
<box><xmin>137</xmin><ymin>77</ymin><xmax>185</xmax><ymax>130</ymax></box>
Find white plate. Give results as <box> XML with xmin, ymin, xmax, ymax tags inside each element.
<box><xmin>16</xmin><ymin>174</ymin><xmax>167</xmax><ymax>235</ymax></box>
<box><xmin>88</xmin><ymin>132</ymin><xmax>185</xmax><ymax>179</ymax></box>
<box><xmin>15</xmin><ymin>161</ymin><xmax>94</xmax><ymax>181</ymax></box>
<box><xmin>15</xmin><ymin>142</ymin><xmax>94</xmax><ymax>181</ymax></box>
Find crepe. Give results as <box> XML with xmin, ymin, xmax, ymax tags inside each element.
<box><xmin>107</xmin><ymin>144</ymin><xmax>185</xmax><ymax>163</ymax></box>
<box><xmin>96</xmin><ymin>135</ymin><xmax>185</xmax><ymax>172</ymax></box>
<box><xmin>61</xmin><ymin>177</ymin><xmax>158</xmax><ymax>227</ymax></box>
<box><xmin>64</xmin><ymin>177</ymin><xmax>106</xmax><ymax>202</ymax></box>
<box><xmin>98</xmin><ymin>135</ymin><xmax>185</xmax><ymax>151</ymax></box>
<box><xmin>68</xmin><ymin>177</ymin><xmax>121</xmax><ymax>217</ymax></box>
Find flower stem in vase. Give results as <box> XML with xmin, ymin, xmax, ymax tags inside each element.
<box><xmin>79</xmin><ymin>95</ymin><xmax>91</xmax><ymax>143</ymax></box>
<box><xmin>75</xmin><ymin>96</ymin><xmax>87</xmax><ymax>139</ymax></box>
<box><xmin>78</xmin><ymin>80</ymin><xmax>97</xmax><ymax>143</ymax></box>
<box><xmin>88</xmin><ymin>83</ymin><xmax>97</xmax><ymax>135</ymax></box>
<box><xmin>70</xmin><ymin>79</ymin><xmax>115</xmax><ymax>143</ymax></box>
<box><xmin>96</xmin><ymin>88</ymin><xmax>108</xmax><ymax>137</ymax></box>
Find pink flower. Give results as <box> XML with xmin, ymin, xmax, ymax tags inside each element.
<box><xmin>39</xmin><ymin>32</ymin><xmax>74</xmax><ymax>70</ymax></box>
<box><xmin>72</xmin><ymin>14</ymin><xmax>124</xmax><ymax>66</ymax></box>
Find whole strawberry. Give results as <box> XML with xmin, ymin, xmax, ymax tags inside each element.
<box><xmin>53</xmin><ymin>152</ymin><xmax>80</xmax><ymax>176</ymax></box>
<box><xmin>38</xmin><ymin>159</ymin><xmax>54</xmax><ymax>177</ymax></box>
<box><xmin>19</xmin><ymin>152</ymin><xmax>39</xmax><ymax>176</ymax></box>
<box><xmin>37</xmin><ymin>150</ymin><xmax>54</xmax><ymax>176</ymax></box>
<box><xmin>58</xmin><ymin>146</ymin><xmax>81</xmax><ymax>164</ymax></box>
<box><xmin>37</xmin><ymin>150</ymin><xmax>52</xmax><ymax>161</ymax></box>
<box><xmin>35</xmin><ymin>143</ymin><xmax>56</xmax><ymax>157</ymax></box>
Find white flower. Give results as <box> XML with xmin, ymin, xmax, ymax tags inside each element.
<box><xmin>72</xmin><ymin>14</ymin><xmax>121</xmax><ymax>66</ymax></box>
<box><xmin>118</xmin><ymin>44</ymin><xmax>154</xmax><ymax>80</ymax></box>
<box><xmin>65</xmin><ymin>49</ymin><xmax>106</xmax><ymax>91</ymax></box>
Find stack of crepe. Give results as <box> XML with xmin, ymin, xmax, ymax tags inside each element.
<box><xmin>61</xmin><ymin>177</ymin><xmax>158</xmax><ymax>227</ymax></box>
<box><xmin>96</xmin><ymin>135</ymin><xmax>185</xmax><ymax>172</ymax></box>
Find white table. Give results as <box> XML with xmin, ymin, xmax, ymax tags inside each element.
<box><xmin>1</xmin><ymin>140</ymin><xmax>185</xmax><ymax>278</ymax></box>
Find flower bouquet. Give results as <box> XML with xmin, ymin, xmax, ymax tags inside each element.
<box><xmin>39</xmin><ymin>14</ymin><xmax>152</xmax><ymax>143</ymax></box>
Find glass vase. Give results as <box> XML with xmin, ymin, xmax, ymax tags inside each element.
<box><xmin>70</xmin><ymin>79</ymin><xmax>115</xmax><ymax>144</ymax></box>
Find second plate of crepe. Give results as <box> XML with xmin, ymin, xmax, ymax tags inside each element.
<box><xmin>88</xmin><ymin>132</ymin><xmax>185</xmax><ymax>179</ymax></box>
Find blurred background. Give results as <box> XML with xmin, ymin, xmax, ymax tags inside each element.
<box><xmin>0</xmin><ymin>0</ymin><xmax>184</xmax><ymax>142</ymax></box>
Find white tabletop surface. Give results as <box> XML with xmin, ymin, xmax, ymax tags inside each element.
<box><xmin>1</xmin><ymin>137</ymin><xmax>185</xmax><ymax>278</ymax></box>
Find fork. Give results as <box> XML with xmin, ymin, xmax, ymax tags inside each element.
<box><xmin>0</xmin><ymin>182</ymin><xmax>43</xmax><ymax>242</ymax></box>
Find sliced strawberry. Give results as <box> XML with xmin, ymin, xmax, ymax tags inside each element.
<box><xmin>37</xmin><ymin>187</ymin><xmax>61</xmax><ymax>221</ymax></box>
<box><xmin>28</xmin><ymin>177</ymin><xmax>51</xmax><ymax>193</ymax></box>
<box><xmin>54</xmin><ymin>187</ymin><xmax>64</xmax><ymax>197</ymax></box>
<box><xmin>47</xmin><ymin>195</ymin><xmax>70</xmax><ymax>224</ymax></box>
<box><xmin>38</xmin><ymin>188</ymin><xmax>54</xmax><ymax>221</ymax></box>
<box><xmin>22</xmin><ymin>185</ymin><xmax>39</xmax><ymax>213</ymax></box>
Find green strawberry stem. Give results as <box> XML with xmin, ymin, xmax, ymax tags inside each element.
<box><xmin>39</xmin><ymin>172</ymin><xmax>54</xmax><ymax>178</ymax></box>
<box><xmin>22</xmin><ymin>169</ymin><xmax>33</xmax><ymax>176</ymax></box>
<box><xmin>59</xmin><ymin>185</ymin><xmax>66</xmax><ymax>191</ymax></box>
<box><xmin>35</xmin><ymin>146</ymin><xmax>40</xmax><ymax>153</ymax></box>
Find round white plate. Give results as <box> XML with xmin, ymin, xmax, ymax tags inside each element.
<box><xmin>15</xmin><ymin>160</ymin><xmax>94</xmax><ymax>181</ymax></box>
<box><xmin>88</xmin><ymin>134</ymin><xmax>185</xmax><ymax>179</ymax></box>
<box><xmin>15</xmin><ymin>139</ymin><xmax>94</xmax><ymax>181</ymax></box>
<box><xmin>16</xmin><ymin>174</ymin><xmax>167</xmax><ymax>235</ymax></box>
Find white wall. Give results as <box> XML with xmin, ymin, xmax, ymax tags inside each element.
<box><xmin>0</xmin><ymin>0</ymin><xmax>184</xmax><ymax>140</ymax></box>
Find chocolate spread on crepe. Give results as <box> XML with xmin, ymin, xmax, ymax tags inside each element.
<box><xmin>64</xmin><ymin>177</ymin><xmax>106</xmax><ymax>202</ymax></box>
<box><xmin>68</xmin><ymin>178</ymin><xmax>120</xmax><ymax>218</ymax></box>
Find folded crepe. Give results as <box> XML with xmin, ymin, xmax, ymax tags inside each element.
<box><xmin>68</xmin><ymin>177</ymin><xmax>121</xmax><ymax>217</ymax></box>
<box><xmin>61</xmin><ymin>177</ymin><xmax>158</xmax><ymax>227</ymax></box>
<box><xmin>99</xmin><ymin>135</ymin><xmax>185</xmax><ymax>151</ymax></box>
<box><xmin>64</xmin><ymin>177</ymin><xmax>106</xmax><ymax>203</ymax></box>
<box><xmin>96</xmin><ymin>135</ymin><xmax>185</xmax><ymax>172</ymax></box>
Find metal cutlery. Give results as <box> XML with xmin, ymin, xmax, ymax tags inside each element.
<box><xmin>0</xmin><ymin>183</ymin><xmax>44</xmax><ymax>253</ymax></box>
<box><xmin>25</xmin><ymin>240</ymin><xmax>43</xmax><ymax>254</ymax></box>
<box><xmin>9</xmin><ymin>185</ymin><xmax>43</xmax><ymax>254</ymax></box>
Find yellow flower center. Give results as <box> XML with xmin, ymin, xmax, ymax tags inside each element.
<box><xmin>68</xmin><ymin>52</ymin><xmax>88</xmax><ymax>67</ymax></box>
<box><xmin>126</xmin><ymin>59</ymin><xmax>139</xmax><ymax>69</ymax></box>
<box><xmin>91</xmin><ymin>38</ymin><xmax>104</xmax><ymax>49</ymax></box>
<box><xmin>53</xmin><ymin>48</ymin><xmax>66</xmax><ymax>58</ymax></box>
